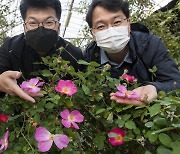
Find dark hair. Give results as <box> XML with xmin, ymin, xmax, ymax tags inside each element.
<box><xmin>86</xmin><ymin>0</ymin><xmax>129</xmax><ymax>28</ymax></box>
<box><xmin>20</xmin><ymin>0</ymin><xmax>62</xmax><ymax>21</ymax></box>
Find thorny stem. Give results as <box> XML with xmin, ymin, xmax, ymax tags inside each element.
<box><xmin>20</xmin><ymin>113</ymin><xmax>35</xmax><ymax>153</ymax></box>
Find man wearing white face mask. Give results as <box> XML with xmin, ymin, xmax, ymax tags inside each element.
<box><xmin>83</xmin><ymin>0</ymin><xmax>180</xmax><ymax>106</ymax></box>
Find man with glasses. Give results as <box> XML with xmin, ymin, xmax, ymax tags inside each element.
<box><xmin>84</xmin><ymin>0</ymin><xmax>180</xmax><ymax>105</ymax></box>
<box><xmin>0</xmin><ymin>0</ymin><xmax>84</xmax><ymax>103</ymax></box>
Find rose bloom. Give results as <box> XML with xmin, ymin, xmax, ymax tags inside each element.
<box><xmin>114</xmin><ymin>85</ymin><xmax>140</xmax><ymax>100</ymax></box>
<box><xmin>108</xmin><ymin>128</ymin><xmax>125</xmax><ymax>146</ymax></box>
<box><xmin>20</xmin><ymin>78</ymin><xmax>44</xmax><ymax>93</ymax></box>
<box><xmin>0</xmin><ymin>114</ymin><xmax>8</xmax><ymax>123</ymax></box>
<box><xmin>122</xmin><ymin>74</ymin><xmax>135</xmax><ymax>83</ymax></box>
<box><xmin>60</xmin><ymin>109</ymin><xmax>84</xmax><ymax>129</ymax></box>
<box><xmin>34</xmin><ymin>127</ymin><xmax>69</xmax><ymax>152</ymax></box>
<box><xmin>55</xmin><ymin>80</ymin><xmax>77</xmax><ymax>96</ymax></box>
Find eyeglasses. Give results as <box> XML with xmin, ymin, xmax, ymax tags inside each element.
<box><xmin>24</xmin><ymin>19</ymin><xmax>59</xmax><ymax>30</ymax></box>
<box><xmin>92</xmin><ymin>18</ymin><xmax>128</xmax><ymax>32</ymax></box>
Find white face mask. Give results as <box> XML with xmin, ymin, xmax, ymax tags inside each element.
<box><xmin>94</xmin><ymin>25</ymin><xmax>130</xmax><ymax>53</ymax></box>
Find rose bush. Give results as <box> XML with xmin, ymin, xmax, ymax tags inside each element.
<box><xmin>0</xmin><ymin>49</ymin><xmax>180</xmax><ymax>154</ymax></box>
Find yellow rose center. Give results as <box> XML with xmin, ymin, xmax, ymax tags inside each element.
<box><xmin>125</xmin><ymin>91</ymin><xmax>131</xmax><ymax>96</ymax></box>
<box><xmin>115</xmin><ymin>134</ymin><xmax>123</xmax><ymax>142</ymax></box>
<box><xmin>50</xmin><ymin>134</ymin><xmax>54</xmax><ymax>141</ymax></box>
<box><xmin>68</xmin><ymin>115</ymin><xmax>74</xmax><ymax>121</ymax></box>
<box><xmin>62</xmin><ymin>87</ymin><xmax>69</xmax><ymax>93</ymax></box>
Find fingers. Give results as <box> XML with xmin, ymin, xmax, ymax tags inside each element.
<box><xmin>3</xmin><ymin>71</ymin><xmax>22</xmax><ymax>79</ymax></box>
<box><xmin>110</xmin><ymin>95</ymin><xmax>145</xmax><ymax>106</ymax></box>
<box><xmin>25</xmin><ymin>91</ymin><xmax>44</xmax><ymax>97</ymax></box>
<box><xmin>0</xmin><ymin>71</ymin><xmax>35</xmax><ymax>103</ymax></box>
<box><xmin>12</xmin><ymin>85</ymin><xmax>36</xmax><ymax>103</ymax></box>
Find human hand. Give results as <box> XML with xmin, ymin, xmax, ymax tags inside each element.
<box><xmin>110</xmin><ymin>85</ymin><xmax>157</xmax><ymax>106</ymax></box>
<box><xmin>0</xmin><ymin>71</ymin><xmax>43</xmax><ymax>103</ymax></box>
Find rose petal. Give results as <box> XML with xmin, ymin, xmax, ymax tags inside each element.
<box><xmin>38</xmin><ymin>140</ymin><xmax>53</xmax><ymax>152</ymax></box>
<box><xmin>71</xmin><ymin>122</ymin><xmax>79</xmax><ymax>129</ymax></box>
<box><xmin>0</xmin><ymin>145</ymin><xmax>4</xmax><ymax>153</ymax></box>
<box><xmin>61</xmin><ymin>119</ymin><xmax>71</xmax><ymax>128</ymax></box>
<box><xmin>117</xmin><ymin>85</ymin><xmax>127</xmax><ymax>93</ymax></box>
<box><xmin>54</xmin><ymin>134</ymin><xmax>69</xmax><ymax>150</ymax></box>
<box><xmin>36</xmin><ymin>81</ymin><xmax>45</xmax><ymax>87</ymax></box>
<box><xmin>29</xmin><ymin>78</ymin><xmax>39</xmax><ymax>85</ymax></box>
<box><xmin>28</xmin><ymin>87</ymin><xmax>40</xmax><ymax>93</ymax></box>
<box><xmin>126</xmin><ymin>91</ymin><xmax>141</xmax><ymax>100</ymax></box>
<box><xmin>34</xmin><ymin>127</ymin><xmax>51</xmax><ymax>142</ymax></box>
<box><xmin>0</xmin><ymin>114</ymin><xmax>8</xmax><ymax>123</ymax></box>
<box><xmin>70</xmin><ymin>110</ymin><xmax>84</xmax><ymax>123</ymax></box>
<box><xmin>108</xmin><ymin>137</ymin><xmax>124</xmax><ymax>146</ymax></box>
<box><xmin>20</xmin><ymin>81</ymin><xmax>30</xmax><ymax>89</ymax></box>
<box><xmin>60</xmin><ymin>109</ymin><xmax>69</xmax><ymax>120</ymax></box>
<box><xmin>108</xmin><ymin>128</ymin><xmax>125</xmax><ymax>146</ymax></box>
<box><xmin>114</xmin><ymin>91</ymin><xmax>126</xmax><ymax>98</ymax></box>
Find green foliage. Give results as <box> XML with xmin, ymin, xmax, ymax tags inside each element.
<box><xmin>142</xmin><ymin>1</ymin><xmax>180</xmax><ymax>67</ymax></box>
<box><xmin>0</xmin><ymin>50</ymin><xmax>180</xmax><ymax>153</ymax></box>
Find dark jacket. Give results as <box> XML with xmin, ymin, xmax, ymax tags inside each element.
<box><xmin>83</xmin><ymin>23</ymin><xmax>180</xmax><ymax>92</ymax></box>
<box><xmin>0</xmin><ymin>33</ymin><xmax>84</xmax><ymax>84</ymax></box>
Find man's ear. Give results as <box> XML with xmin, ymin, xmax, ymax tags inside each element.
<box><xmin>23</xmin><ymin>24</ymin><xmax>27</xmax><ymax>35</ymax></box>
<box><xmin>127</xmin><ymin>18</ymin><xmax>131</xmax><ymax>36</ymax></box>
<box><xmin>57</xmin><ymin>23</ymin><xmax>61</xmax><ymax>35</ymax></box>
<box><xmin>90</xmin><ymin>29</ymin><xmax>96</xmax><ymax>41</ymax></box>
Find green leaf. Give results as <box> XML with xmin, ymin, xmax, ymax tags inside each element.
<box><xmin>145</xmin><ymin>151</ymin><xmax>152</xmax><ymax>154</ymax></box>
<box><xmin>96</xmin><ymin>108</ymin><xmax>106</xmax><ymax>115</ymax></box>
<box><xmin>77</xmin><ymin>60</ymin><xmax>90</xmax><ymax>65</ymax></box>
<box><xmin>82</xmin><ymin>85</ymin><xmax>90</xmax><ymax>95</ymax></box>
<box><xmin>93</xmin><ymin>136</ymin><xmax>106</xmax><ymax>150</ymax></box>
<box><xmin>148</xmin><ymin>104</ymin><xmax>161</xmax><ymax>117</ymax></box>
<box><xmin>147</xmin><ymin>131</ymin><xmax>158</xmax><ymax>142</ymax></box>
<box><xmin>122</xmin><ymin>114</ymin><xmax>131</xmax><ymax>121</ymax></box>
<box><xmin>125</xmin><ymin>120</ymin><xmax>136</xmax><ymax>129</ymax></box>
<box><xmin>107</xmin><ymin>112</ymin><xmax>113</xmax><ymax>122</ymax></box>
<box><xmin>133</xmin><ymin>128</ymin><xmax>140</xmax><ymax>135</ymax></box>
<box><xmin>89</xmin><ymin>61</ymin><xmax>100</xmax><ymax>67</ymax></box>
<box><xmin>41</xmin><ymin>70</ymin><xmax>53</xmax><ymax>77</ymax></box>
<box><xmin>145</xmin><ymin>122</ymin><xmax>154</xmax><ymax>128</ymax></box>
<box><xmin>9</xmin><ymin>132</ymin><xmax>15</xmax><ymax>142</ymax></box>
<box><xmin>171</xmin><ymin>141</ymin><xmax>180</xmax><ymax>154</ymax></box>
<box><xmin>154</xmin><ymin>117</ymin><xmax>167</xmax><ymax>126</ymax></box>
<box><xmin>159</xmin><ymin>133</ymin><xmax>172</xmax><ymax>148</ymax></box>
<box><xmin>171</xmin><ymin>123</ymin><xmax>180</xmax><ymax>128</ymax></box>
<box><xmin>34</xmin><ymin>113</ymin><xmax>40</xmax><ymax>123</ymax></box>
<box><xmin>157</xmin><ymin>146</ymin><xmax>172</xmax><ymax>154</ymax></box>
<box><xmin>45</xmin><ymin>103</ymin><xmax>54</xmax><ymax>109</ymax></box>
<box><xmin>115</xmin><ymin>119</ymin><xmax>125</xmax><ymax>128</ymax></box>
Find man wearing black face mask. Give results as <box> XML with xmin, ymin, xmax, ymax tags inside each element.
<box><xmin>0</xmin><ymin>0</ymin><xmax>84</xmax><ymax>103</ymax></box>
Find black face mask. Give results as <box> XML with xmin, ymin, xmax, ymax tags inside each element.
<box><xmin>25</xmin><ymin>27</ymin><xmax>58</xmax><ymax>52</ymax></box>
